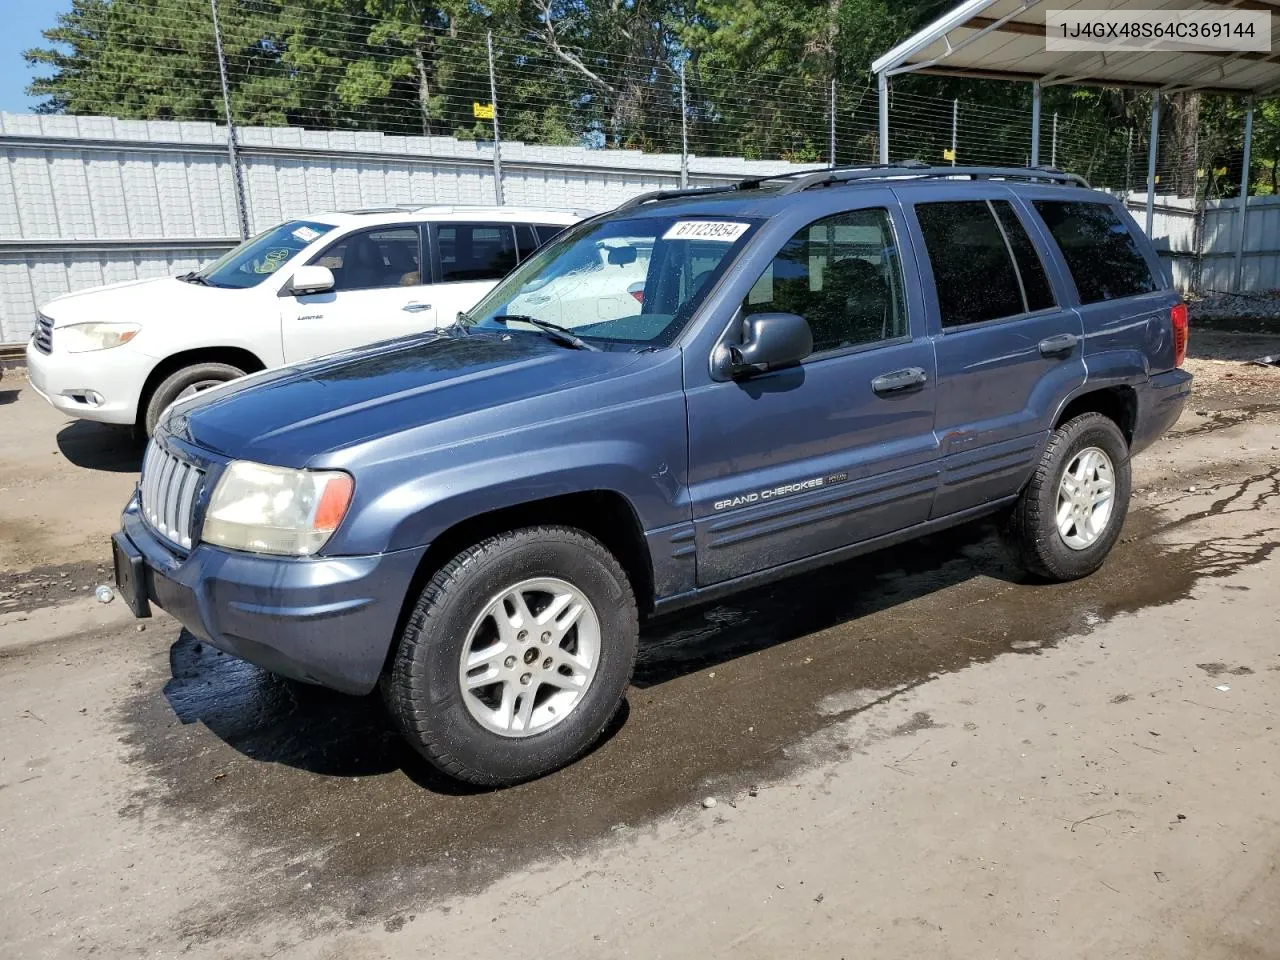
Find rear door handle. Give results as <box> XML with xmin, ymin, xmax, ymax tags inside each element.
<box><xmin>403</xmin><ymin>302</ymin><xmax>432</xmax><ymax>313</ymax></box>
<box><xmin>871</xmin><ymin>366</ymin><xmax>928</xmax><ymax>396</ymax></box>
<box><xmin>1039</xmin><ymin>333</ymin><xmax>1079</xmax><ymax>357</ymax></box>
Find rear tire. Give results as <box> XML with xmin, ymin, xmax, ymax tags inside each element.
<box><xmin>142</xmin><ymin>362</ymin><xmax>246</xmax><ymax>436</ymax></box>
<box><xmin>1007</xmin><ymin>412</ymin><xmax>1131</xmax><ymax>582</ymax></box>
<box><xmin>385</xmin><ymin>525</ymin><xmax>639</xmax><ymax>787</ymax></box>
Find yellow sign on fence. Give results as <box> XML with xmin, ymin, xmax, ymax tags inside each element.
<box><xmin>473</xmin><ymin>102</ymin><xmax>494</xmax><ymax>120</ymax></box>
<box><xmin>942</xmin><ymin>148</ymin><xmax>956</xmax><ymax>162</ymax></box>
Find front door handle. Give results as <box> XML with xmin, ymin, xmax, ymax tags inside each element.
<box><xmin>871</xmin><ymin>366</ymin><xmax>928</xmax><ymax>396</ymax></box>
<box><xmin>1039</xmin><ymin>333</ymin><xmax>1079</xmax><ymax>357</ymax></box>
<box><xmin>403</xmin><ymin>302</ymin><xmax>432</xmax><ymax>313</ymax></box>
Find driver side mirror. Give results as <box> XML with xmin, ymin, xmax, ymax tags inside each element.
<box><xmin>288</xmin><ymin>265</ymin><xmax>335</xmax><ymax>296</ymax></box>
<box><xmin>714</xmin><ymin>312</ymin><xmax>813</xmax><ymax>380</ymax></box>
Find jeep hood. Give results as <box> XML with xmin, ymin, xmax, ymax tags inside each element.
<box><xmin>166</xmin><ymin>331</ymin><xmax>645</xmax><ymax>464</ymax></box>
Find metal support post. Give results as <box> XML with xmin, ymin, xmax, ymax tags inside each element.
<box><xmin>1145</xmin><ymin>95</ymin><xmax>1161</xmax><ymax>238</ymax></box>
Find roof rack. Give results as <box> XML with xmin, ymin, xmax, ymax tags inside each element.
<box><xmin>613</xmin><ymin>161</ymin><xmax>1090</xmax><ymax>212</ymax></box>
<box><xmin>775</xmin><ymin>163</ymin><xmax>1090</xmax><ymax>194</ymax></box>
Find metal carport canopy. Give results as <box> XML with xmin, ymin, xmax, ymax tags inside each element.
<box><xmin>871</xmin><ymin>0</ymin><xmax>1280</xmax><ymax>291</ymax></box>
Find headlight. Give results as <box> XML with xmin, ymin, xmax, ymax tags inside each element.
<box><xmin>202</xmin><ymin>461</ymin><xmax>354</xmax><ymax>556</ymax></box>
<box><xmin>60</xmin><ymin>322</ymin><xmax>142</xmax><ymax>353</ymax></box>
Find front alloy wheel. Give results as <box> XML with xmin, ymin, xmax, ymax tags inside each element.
<box><xmin>458</xmin><ymin>577</ymin><xmax>600</xmax><ymax>737</ymax></box>
<box><xmin>385</xmin><ymin>525</ymin><xmax>639</xmax><ymax>787</ymax></box>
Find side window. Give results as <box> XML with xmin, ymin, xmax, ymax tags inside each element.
<box><xmin>1033</xmin><ymin>201</ymin><xmax>1158</xmax><ymax>303</ymax></box>
<box><xmin>311</xmin><ymin>227</ymin><xmax>422</xmax><ymax>292</ymax></box>
<box><xmin>515</xmin><ymin>224</ymin><xmax>538</xmax><ymax>261</ymax></box>
<box><xmin>916</xmin><ymin>201</ymin><xmax>1025</xmax><ymax>327</ymax></box>
<box><xmin>438</xmin><ymin>223</ymin><xmax>518</xmax><ymax>282</ymax></box>
<box><xmin>992</xmin><ymin>201</ymin><xmax>1055</xmax><ymax>312</ymax></box>
<box><xmin>743</xmin><ymin>208</ymin><xmax>908</xmax><ymax>354</ymax></box>
<box><xmin>535</xmin><ymin>224</ymin><xmax>567</xmax><ymax>245</ymax></box>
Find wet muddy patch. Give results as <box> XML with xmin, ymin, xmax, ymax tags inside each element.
<box><xmin>0</xmin><ymin>560</ymin><xmax>112</xmax><ymax>614</ymax></box>
<box><xmin>115</xmin><ymin>466</ymin><xmax>1280</xmax><ymax>938</ymax></box>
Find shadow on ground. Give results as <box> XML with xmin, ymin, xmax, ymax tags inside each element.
<box><xmin>56</xmin><ymin>420</ymin><xmax>143</xmax><ymax>473</ymax></box>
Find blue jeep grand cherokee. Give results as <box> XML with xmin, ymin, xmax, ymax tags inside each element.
<box><xmin>113</xmin><ymin>165</ymin><xmax>1192</xmax><ymax>785</ymax></box>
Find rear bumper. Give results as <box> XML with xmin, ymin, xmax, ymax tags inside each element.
<box><xmin>1132</xmin><ymin>367</ymin><xmax>1193</xmax><ymax>454</ymax></box>
<box><xmin>119</xmin><ymin>496</ymin><xmax>425</xmax><ymax>694</ymax></box>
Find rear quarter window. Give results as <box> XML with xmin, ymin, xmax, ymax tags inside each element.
<box><xmin>1033</xmin><ymin>201</ymin><xmax>1158</xmax><ymax>304</ymax></box>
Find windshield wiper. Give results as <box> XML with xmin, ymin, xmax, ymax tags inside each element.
<box><xmin>492</xmin><ymin>314</ymin><xmax>601</xmax><ymax>352</ymax></box>
<box><xmin>177</xmin><ymin>271</ymin><xmax>214</xmax><ymax>287</ymax></box>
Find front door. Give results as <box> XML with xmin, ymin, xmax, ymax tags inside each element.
<box><xmin>280</xmin><ymin>225</ymin><xmax>433</xmax><ymax>361</ymax></box>
<box><xmin>903</xmin><ymin>194</ymin><xmax>1087</xmax><ymax>518</ymax></box>
<box><xmin>685</xmin><ymin>203</ymin><xmax>939</xmax><ymax>587</ymax></box>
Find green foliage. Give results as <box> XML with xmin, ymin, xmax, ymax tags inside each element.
<box><xmin>20</xmin><ymin>0</ymin><xmax>1280</xmax><ymax>186</ymax></box>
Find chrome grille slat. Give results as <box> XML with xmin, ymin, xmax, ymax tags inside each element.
<box><xmin>139</xmin><ymin>442</ymin><xmax>204</xmax><ymax>550</ymax></box>
<box><xmin>33</xmin><ymin>312</ymin><xmax>54</xmax><ymax>355</ymax></box>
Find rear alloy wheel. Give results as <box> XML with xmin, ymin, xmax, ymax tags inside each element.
<box><xmin>385</xmin><ymin>526</ymin><xmax>638</xmax><ymax>787</ymax></box>
<box><xmin>1006</xmin><ymin>412</ymin><xmax>1132</xmax><ymax>582</ymax></box>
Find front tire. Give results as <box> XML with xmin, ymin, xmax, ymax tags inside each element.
<box><xmin>142</xmin><ymin>361</ymin><xmax>246</xmax><ymax>436</ymax></box>
<box><xmin>385</xmin><ymin>526</ymin><xmax>639</xmax><ymax>787</ymax></box>
<box><xmin>1007</xmin><ymin>412</ymin><xmax>1132</xmax><ymax>582</ymax></box>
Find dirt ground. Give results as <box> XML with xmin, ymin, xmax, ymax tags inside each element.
<box><xmin>1</xmin><ymin>332</ymin><xmax>1279</xmax><ymax>960</ymax></box>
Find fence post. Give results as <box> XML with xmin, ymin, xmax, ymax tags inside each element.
<box><xmin>1030</xmin><ymin>81</ymin><xmax>1041</xmax><ymax>166</ymax></box>
<box><xmin>680</xmin><ymin>63</ymin><xmax>689</xmax><ymax>188</ymax></box>
<box><xmin>829</xmin><ymin>78</ymin><xmax>837</xmax><ymax>170</ymax></box>
<box><xmin>1051</xmin><ymin>112</ymin><xmax>1058</xmax><ymax>168</ymax></box>
<box><xmin>951</xmin><ymin>99</ymin><xmax>958</xmax><ymax>166</ymax></box>
<box><xmin>486</xmin><ymin>31</ymin><xmax>505</xmax><ymax>205</ymax></box>
<box><xmin>1125</xmin><ymin>127</ymin><xmax>1133</xmax><ymax>195</ymax></box>
<box><xmin>210</xmin><ymin>0</ymin><xmax>249</xmax><ymax>240</ymax></box>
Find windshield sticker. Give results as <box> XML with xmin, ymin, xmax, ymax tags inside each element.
<box><xmin>292</xmin><ymin>225</ymin><xmax>322</xmax><ymax>243</ymax></box>
<box><xmin>662</xmin><ymin>220</ymin><xmax>749</xmax><ymax>243</ymax></box>
<box><xmin>254</xmin><ymin>248</ymin><xmax>292</xmax><ymax>273</ymax></box>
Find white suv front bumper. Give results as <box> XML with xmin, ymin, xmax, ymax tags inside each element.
<box><xmin>25</xmin><ymin>338</ymin><xmax>153</xmax><ymax>426</ymax></box>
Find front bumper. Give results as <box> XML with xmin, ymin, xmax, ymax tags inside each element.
<box><xmin>118</xmin><ymin>497</ymin><xmax>426</xmax><ymax>695</ymax></box>
<box><xmin>25</xmin><ymin>338</ymin><xmax>153</xmax><ymax>426</ymax></box>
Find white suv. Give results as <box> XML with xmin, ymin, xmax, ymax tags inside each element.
<box><xmin>25</xmin><ymin>205</ymin><xmax>584</xmax><ymax>434</ymax></box>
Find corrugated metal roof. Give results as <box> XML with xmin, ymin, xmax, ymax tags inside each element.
<box><xmin>873</xmin><ymin>0</ymin><xmax>1280</xmax><ymax>94</ymax></box>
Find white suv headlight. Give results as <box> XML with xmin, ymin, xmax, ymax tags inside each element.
<box><xmin>202</xmin><ymin>461</ymin><xmax>354</xmax><ymax>556</ymax></box>
<box><xmin>60</xmin><ymin>322</ymin><xmax>142</xmax><ymax>353</ymax></box>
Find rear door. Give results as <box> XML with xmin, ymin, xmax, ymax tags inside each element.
<box><xmin>902</xmin><ymin>191</ymin><xmax>1086</xmax><ymax>518</ymax></box>
<box><xmin>280</xmin><ymin>224</ymin><xmax>432</xmax><ymax>360</ymax></box>
<box><xmin>685</xmin><ymin>198</ymin><xmax>939</xmax><ymax>586</ymax></box>
<box><xmin>427</xmin><ymin>222</ymin><xmax>521</xmax><ymax>323</ymax></box>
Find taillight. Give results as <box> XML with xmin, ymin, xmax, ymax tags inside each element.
<box><xmin>630</xmin><ymin>289</ymin><xmax>645</xmax><ymax>304</ymax></box>
<box><xmin>1171</xmin><ymin>302</ymin><xmax>1189</xmax><ymax>367</ymax></box>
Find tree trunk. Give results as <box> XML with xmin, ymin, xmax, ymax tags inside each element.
<box><xmin>414</xmin><ymin>42</ymin><xmax>430</xmax><ymax>138</ymax></box>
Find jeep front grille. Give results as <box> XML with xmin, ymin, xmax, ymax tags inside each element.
<box><xmin>140</xmin><ymin>443</ymin><xmax>204</xmax><ymax>549</ymax></box>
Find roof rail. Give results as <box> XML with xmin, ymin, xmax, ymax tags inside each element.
<box><xmin>614</xmin><ymin>185</ymin><xmax>740</xmax><ymax>213</ymax></box>
<box><xmin>613</xmin><ymin>162</ymin><xmax>1090</xmax><ymax>213</ymax></box>
<box><xmin>776</xmin><ymin>163</ymin><xmax>1090</xmax><ymax>195</ymax></box>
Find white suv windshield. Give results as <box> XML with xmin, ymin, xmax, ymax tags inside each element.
<box><xmin>463</xmin><ymin>215</ymin><xmax>757</xmax><ymax>348</ymax></box>
<box><xmin>191</xmin><ymin>220</ymin><xmax>337</xmax><ymax>289</ymax></box>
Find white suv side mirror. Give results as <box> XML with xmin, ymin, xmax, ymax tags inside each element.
<box><xmin>289</xmin><ymin>265</ymin><xmax>335</xmax><ymax>296</ymax></box>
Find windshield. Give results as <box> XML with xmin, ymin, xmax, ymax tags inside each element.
<box><xmin>463</xmin><ymin>215</ymin><xmax>758</xmax><ymax>348</ymax></box>
<box><xmin>194</xmin><ymin>220</ymin><xmax>337</xmax><ymax>289</ymax></box>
